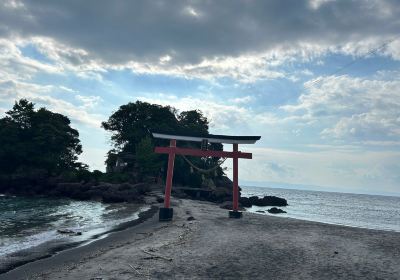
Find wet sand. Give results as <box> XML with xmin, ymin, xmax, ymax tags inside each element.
<box><xmin>1</xmin><ymin>197</ymin><xmax>400</xmax><ymax>279</ymax></box>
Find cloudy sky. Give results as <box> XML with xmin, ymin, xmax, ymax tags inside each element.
<box><xmin>1</xmin><ymin>0</ymin><xmax>400</xmax><ymax>195</ymax></box>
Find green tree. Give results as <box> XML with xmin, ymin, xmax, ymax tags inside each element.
<box><xmin>0</xmin><ymin>99</ymin><xmax>83</xmax><ymax>177</ymax></box>
<box><xmin>31</xmin><ymin>107</ymin><xmax>82</xmax><ymax>173</ymax></box>
<box><xmin>101</xmin><ymin>101</ymin><xmax>180</xmax><ymax>153</ymax></box>
<box><xmin>102</xmin><ymin>101</ymin><xmax>225</xmax><ymax>186</ymax></box>
<box><xmin>178</xmin><ymin>110</ymin><xmax>209</xmax><ymax>135</ymax></box>
<box><xmin>5</xmin><ymin>99</ymin><xmax>34</xmax><ymax>129</ymax></box>
<box><xmin>0</xmin><ymin>116</ymin><xmax>21</xmax><ymax>174</ymax></box>
<box><xmin>135</xmin><ymin>136</ymin><xmax>162</xmax><ymax>178</ymax></box>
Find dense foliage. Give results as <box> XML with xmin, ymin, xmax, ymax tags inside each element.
<box><xmin>0</xmin><ymin>99</ymin><xmax>233</xmax><ymax>202</ymax></box>
<box><xmin>0</xmin><ymin>99</ymin><xmax>83</xmax><ymax>178</ymax></box>
<box><xmin>102</xmin><ymin>101</ymin><xmax>224</xmax><ymax>186</ymax></box>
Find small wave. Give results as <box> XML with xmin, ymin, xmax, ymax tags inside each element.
<box><xmin>0</xmin><ymin>196</ymin><xmax>150</xmax><ymax>260</ymax></box>
<box><xmin>0</xmin><ymin>230</ymin><xmax>59</xmax><ymax>257</ymax></box>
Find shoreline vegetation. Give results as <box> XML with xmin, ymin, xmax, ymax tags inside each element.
<box><xmin>0</xmin><ymin>99</ymin><xmax>288</xmax><ymax>209</ymax></box>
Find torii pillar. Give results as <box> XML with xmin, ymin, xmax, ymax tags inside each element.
<box><xmin>159</xmin><ymin>139</ymin><xmax>176</xmax><ymax>221</ymax></box>
<box><xmin>230</xmin><ymin>143</ymin><xmax>241</xmax><ymax>218</ymax></box>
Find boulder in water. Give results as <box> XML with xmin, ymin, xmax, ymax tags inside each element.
<box><xmin>57</xmin><ymin>229</ymin><xmax>82</xmax><ymax>236</ymax></box>
<box><xmin>245</xmin><ymin>195</ymin><xmax>288</xmax><ymax>207</ymax></box>
<box><xmin>239</xmin><ymin>197</ymin><xmax>252</xmax><ymax>207</ymax></box>
<box><xmin>261</xmin><ymin>196</ymin><xmax>288</xmax><ymax>206</ymax></box>
<box><xmin>267</xmin><ymin>207</ymin><xmax>287</xmax><ymax>214</ymax></box>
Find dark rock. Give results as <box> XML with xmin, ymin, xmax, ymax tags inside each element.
<box><xmin>132</xmin><ymin>183</ymin><xmax>151</xmax><ymax>194</ymax></box>
<box><xmin>248</xmin><ymin>196</ymin><xmax>260</xmax><ymax>205</ymax></box>
<box><xmin>84</xmin><ymin>182</ymin><xmax>150</xmax><ymax>203</ymax></box>
<box><xmin>85</xmin><ymin>188</ymin><xmax>105</xmax><ymax>201</ymax></box>
<box><xmin>261</xmin><ymin>196</ymin><xmax>288</xmax><ymax>206</ymax></box>
<box><xmin>245</xmin><ymin>195</ymin><xmax>288</xmax><ymax>207</ymax></box>
<box><xmin>56</xmin><ymin>182</ymin><xmax>84</xmax><ymax>192</ymax></box>
<box><xmin>267</xmin><ymin>207</ymin><xmax>287</xmax><ymax>214</ymax></box>
<box><xmin>167</xmin><ymin>176</ymin><xmax>240</xmax><ymax>204</ymax></box>
<box><xmin>209</xmin><ymin>187</ymin><xmax>232</xmax><ymax>202</ymax></box>
<box><xmin>0</xmin><ymin>174</ymin><xmax>152</xmax><ymax>204</ymax></box>
<box><xmin>156</xmin><ymin>197</ymin><xmax>164</xmax><ymax>203</ymax></box>
<box><xmin>117</xmin><ymin>182</ymin><xmax>132</xmax><ymax>191</ymax></box>
<box><xmin>57</xmin><ymin>229</ymin><xmax>82</xmax><ymax>236</ymax></box>
<box><xmin>187</xmin><ymin>216</ymin><xmax>195</xmax><ymax>221</ymax></box>
<box><xmin>214</xmin><ymin>176</ymin><xmax>233</xmax><ymax>188</ymax></box>
<box><xmin>256</xmin><ymin>210</ymin><xmax>265</xmax><ymax>213</ymax></box>
<box><xmin>57</xmin><ymin>229</ymin><xmax>74</xmax><ymax>234</ymax></box>
<box><xmin>96</xmin><ymin>182</ymin><xmax>114</xmax><ymax>191</ymax></box>
<box><xmin>239</xmin><ymin>197</ymin><xmax>252</xmax><ymax>207</ymax></box>
<box><xmin>102</xmin><ymin>193</ymin><xmax>126</xmax><ymax>203</ymax></box>
<box><xmin>210</xmin><ymin>176</ymin><xmax>235</xmax><ymax>202</ymax></box>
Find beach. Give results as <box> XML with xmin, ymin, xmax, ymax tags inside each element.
<box><xmin>2</xmin><ymin>197</ymin><xmax>400</xmax><ymax>280</ymax></box>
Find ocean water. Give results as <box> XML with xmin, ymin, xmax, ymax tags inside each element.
<box><xmin>0</xmin><ymin>195</ymin><xmax>148</xmax><ymax>260</ymax></box>
<box><xmin>242</xmin><ymin>186</ymin><xmax>400</xmax><ymax>232</ymax></box>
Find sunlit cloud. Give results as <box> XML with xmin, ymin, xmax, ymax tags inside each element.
<box><xmin>282</xmin><ymin>74</ymin><xmax>400</xmax><ymax>143</ymax></box>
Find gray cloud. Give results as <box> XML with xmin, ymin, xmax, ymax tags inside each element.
<box><xmin>0</xmin><ymin>78</ymin><xmax>103</xmax><ymax>128</ymax></box>
<box><xmin>282</xmin><ymin>74</ymin><xmax>400</xmax><ymax>142</ymax></box>
<box><xmin>1</xmin><ymin>0</ymin><xmax>399</xmax><ymax>65</ymax></box>
<box><xmin>265</xmin><ymin>161</ymin><xmax>294</xmax><ymax>178</ymax></box>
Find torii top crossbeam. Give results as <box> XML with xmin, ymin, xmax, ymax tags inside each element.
<box><xmin>152</xmin><ymin>132</ymin><xmax>261</xmax><ymax>144</ymax></box>
<box><xmin>153</xmin><ymin>131</ymin><xmax>261</xmax><ymax>221</ymax></box>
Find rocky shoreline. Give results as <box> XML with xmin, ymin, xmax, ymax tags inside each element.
<box><xmin>0</xmin><ymin>177</ymin><xmax>151</xmax><ymax>203</ymax></box>
<box><xmin>0</xmin><ymin>175</ymin><xmax>288</xmax><ymax>209</ymax></box>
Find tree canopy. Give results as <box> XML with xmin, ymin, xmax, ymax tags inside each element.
<box><xmin>102</xmin><ymin>101</ymin><xmax>180</xmax><ymax>152</ymax></box>
<box><xmin>0</xmin><ymin>99</ymin><xmax>83</xmax><ymax>177</ymax></box>
<box><xmin>102</xmin><ymin>101</ymin><xmax>224</xmax><ymax>186</ymax></box>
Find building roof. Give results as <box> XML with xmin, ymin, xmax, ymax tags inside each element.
<box><xmin>152</xmin><ymin>132</ymin><xmax>261</xmax><ymax>144</ymax></box>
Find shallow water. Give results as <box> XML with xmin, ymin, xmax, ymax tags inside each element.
<box><xmin>242</xmin><ymin>186</ymin><xmax>400</xmax><ymax>232</ymax></box>
<box><xmin>0</xmin><ymin>195</ymin><xmax>146</xmax><ymax>258</ymax></box>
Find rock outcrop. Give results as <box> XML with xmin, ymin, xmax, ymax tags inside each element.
<box><xmin>57</xmin><ymin>229</ymin><xmax>82</xmax><ymax>236</ymax></box>
<box><xmin>240</xmin><ymin>195</ymin><xmax>288</xmax><ymax>207</ymax></box>
<box><xmin>52</xmin><ymin>182</ymin><xmax>150</xmax><ymax>203</ymax></box>
<box><xmin>172</xmin><ymin>175</ymin><xmax>238</xmax><ymax>203</ymax></box>
<box><xmin>267</xmin><ymin>207</ymin><xmax>287</xmax><ymax>214</ymax></box>
<box><xmin>0</xmin><ymin>178</ymin><xmax>150</xmax><ymax>204</ymax></box>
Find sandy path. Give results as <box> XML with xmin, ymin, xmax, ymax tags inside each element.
<box><xmin>2</xmin><ymin>198</ymin><xmax>400</xmax><ymax>279</ymax></box>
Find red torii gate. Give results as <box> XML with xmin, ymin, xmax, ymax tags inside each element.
<box><xmin>153</xmin><ymin>132</ymin><xmax>261</xmax><ymax>221</ymax></box>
